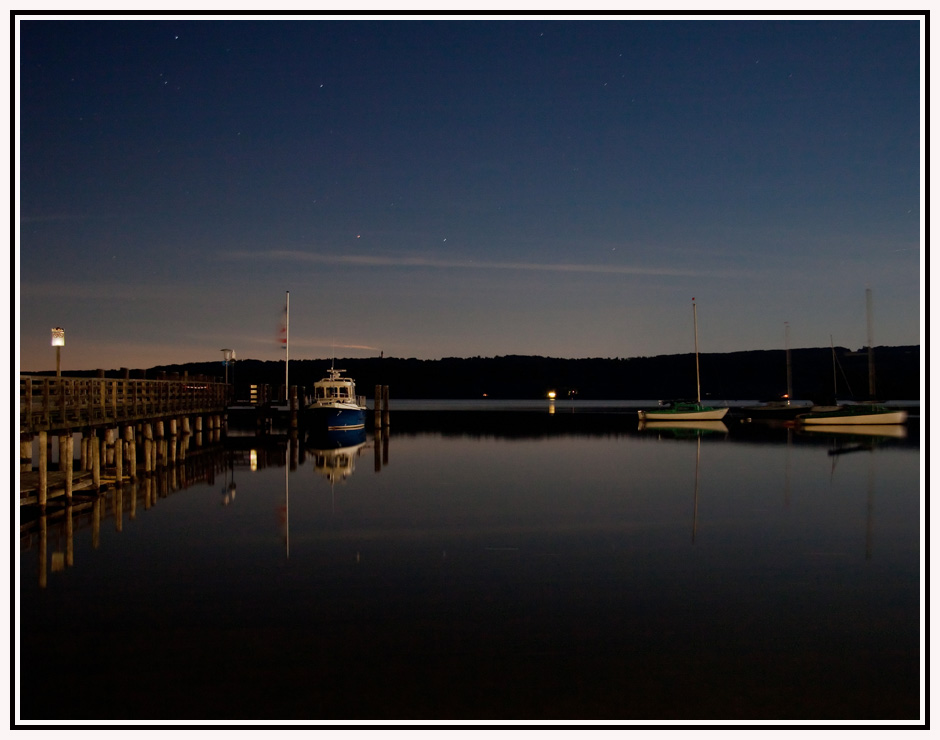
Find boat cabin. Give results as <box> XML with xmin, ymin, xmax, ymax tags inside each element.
<box><xmin>312</xmin><ymin>368</ymin><xmax>360</xmax><ymax>405</ymax></box>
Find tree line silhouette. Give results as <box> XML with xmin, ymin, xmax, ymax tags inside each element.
<box><xmin>128</xmin><ymin>345</ymin><xmax>920</xmax><ymax>403</ymax></box>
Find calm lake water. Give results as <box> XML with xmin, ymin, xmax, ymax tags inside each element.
<box><xmin>17</xmin><ymin>403</ymin><xmax>923</xmax><ymax>724</ymax></box>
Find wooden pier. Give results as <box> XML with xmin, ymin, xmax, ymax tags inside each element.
<box><xmin>19</xmin><ymin>374</ymin><xmax>229</xmax><ymax>509</ymax></box>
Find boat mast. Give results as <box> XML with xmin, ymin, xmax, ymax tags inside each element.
<box><xmin>285</xmin><ymin>290</ymin><xmax>290</xmax><ymax>400</ymax></box>
<box><xmin>830</xmin><ymin>335</ymin><xmax>837</xmax><ymax>399</ymax></box>
<box><xmin>866</xmin><ymin>286</ymin><xmax>875</xmax><ymax>399</ymax></box>
<box><xmin>785</xmin><ymin>321</ymin><xmax>792</xmax><ymax>406</ymax></box>
<box><xmin>692</xmin><ymin>298</ymin><xmax>701</xmax><ymax>404</ymax></box>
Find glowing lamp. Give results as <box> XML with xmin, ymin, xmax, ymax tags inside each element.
<box><xmin>51</xmin><ymin>327</ymin><xmax>65</xmax><ymax>377</ymax></box>
<box><xmin>220</xmin><ymin>348</ymin><xmax>235</xmax><ymax>389</ymax></box>
<box><xmin>547</xmin><ymin>391</ymin><xmax>557</xmax><ymax>400</ymax></box>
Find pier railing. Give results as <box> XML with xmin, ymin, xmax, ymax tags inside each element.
<box><xmin>19</xmin><ymin>375</ymin><xmax>229</xmax><ymax>435</ymax></box>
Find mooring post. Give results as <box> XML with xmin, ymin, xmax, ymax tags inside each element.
<box><xmin>20</xmin><ymin>436</ymin><xmax>32</xmax><ymax>473</ymax></box>
<box><xmin>290</xmin><ymin>386</ymin><xmax>299</xmax><ymax>429</ymax></box>
<box><xmin>155</xmin><ymin>420</ymin><xmax>165</xmax><ymax>468</ymax></box>
<box><xmin>80</xmin><ymin>433</ymin><xmax>89</xmax><ymax>471</ymax></box>
<box><xmin>104</xmin><ymin>427</ymin><xmax>115</xmax><ymax>469</ymax></box>
<box><xmin>382</xmin><ymin>385</ymin><xmax>390</xmax><ymax>429</ymax></box>
<box><xmin>64</xmin><ymin>433</ymin><xmax>75</xmax><ymax>501</ymax></box>
<box><xmin>90</xmin><ymin>430</ymin><xmax>99</xmax><ymax>492</ymax></box>
<box><xmin>290</xmin><ymin>429</ymin><xmax>299</xmax><ymax>470</ymax></box>
<box><xmin>124</xmin><ymin>425</ymin><xmax>137</xmax><ymax>480</ymax></box>
<box><xmin>374</xmin><ymin>386</ymin><xmax>382</xmax><ymax>428</ymax></box>
<box><xmin>38</xmin><ymin>431</ymin><xmax>48</xmax><ymax>509</ymax></box>
<box><xmin>143</xmin><ymin>423</ymin><xmax>153</xmax><ymax>475</ymax></box>
<box><xmin>168</xmin><ymin>418</ymin><xmax>178</xmax><ymax>465</ymax></box>
<box><xmin>115</xmin><ymin>435</ymin><xmax>123</xmax><ymax>486</ymax></box>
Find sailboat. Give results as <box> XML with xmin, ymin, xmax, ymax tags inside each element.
<box><xmin>741</xmin><ymin>322</ymin><xmax>811</xmax><ymax>419</ymax></box>
<box><xmin>797</xmin><ymin>289</ymin><xmax>908</xmax><ymax>426</ymax></box>
<box><xmin>638</xmin><ymin>299</ymin><xmax>729</xmax><ymax>421</ymax></box>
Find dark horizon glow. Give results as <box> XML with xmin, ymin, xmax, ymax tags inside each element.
<box><xmin>17</xmin><ymin>15</ymin><xmax>924</xmax><ymax>373</ymax></box>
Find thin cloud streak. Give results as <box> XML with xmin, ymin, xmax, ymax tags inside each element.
<box><xmin>224</xmin><ymin>335</ymin><xmax>382</xmax><ymax>353</ymax></box>
<box><xmin>223</xmin><ymin>250</ymin><xmax>756</xmax><ymax>279</ymax></box>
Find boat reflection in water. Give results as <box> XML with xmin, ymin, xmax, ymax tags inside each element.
<box><xmin>307</xmin><ymin>428</ymin><xmax>369</xmax><ymax>486</ymax></box>
<box><xmin>797</xmin><ymin>423</ymin><xmax>908</xmax><ymax>440</ymax></box>
<box><xmin>797</xmin><ymin>422</ymin><xmax>908</xmax><ymax>460</ymax></box>
<box><xmin>638</xmin><ymin>419</ymin><xmax>729</xmax><ymax>437</ymax></box>
<box><xmin>639</xmin><ymin>418</ymin><xmax>727</xmax><ymax>542</ymax></box>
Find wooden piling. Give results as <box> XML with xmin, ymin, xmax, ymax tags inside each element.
<box><xmin>375</xmin><ymin>386</ymin><xmax>382</xmax><ymax>428</ymax></box>
<box><xmin>115</xmin><ymin>437</ymin><xmax>123</xmax><ymax>485</ymax></box>
<box><xmin>382</xmin><ymin>385</ymin><xmax>390</xmax><ymax>428</ymax></box>
<box><xmin>105</xmin><ymin>427</ymin><xmax>115</xmax><ymax>468</ymax></box>
<box><xmin>124</xmin><ymin>425</ymin><xmax>137</xmax><ymax>480</ymax></box>
<box><xmin>155</xmin><ymin>420</ymin><xmax>165</xmax><ymax>468</ymax></box>
<box><xmin>143</xmin><ymin>423</ymin><xmax>153</xmax><ymax>475</ymax></box>
<box><xmin>90</xmin><ymin>431</ymin><xmax>99</xmax><ymax>491</ymax></box>
<box><xmin>20</xmin><ymin>436</ymin><xmax>32</xmax><ymax>473</ymax></box>
<box><xmin>63</xmin><ymin>434</ymin><xmax>74</xmax><ymax>501</ymax></box>
<box><xmin>38</xmin><ymin>431</ymin><xmax>48</xmax><ymax>508</ymax></box>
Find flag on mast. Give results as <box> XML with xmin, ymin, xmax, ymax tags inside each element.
<box><xmin>283</xmin><ymin>292</ymin><xmax>289</xmax><ymax>397</ymax></box>
<box><xmin>278</xmin><ymin>306</ymin><xmax>288</xmax><ymax>348</ymax></box>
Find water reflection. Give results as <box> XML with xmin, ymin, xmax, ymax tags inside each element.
<box><xmin>18</xmin><ymin>409</ymin><xmax>921</xmax><ymax>721</ymax></box>
<box><xmin>638</xmin><ymin>419</ymin><xmax>729</xmax><ymax>437</ymax></box>
<box><xmin>307</xmin><ymin>428</ymin><xmax>369</xmax><ymax>486</ymax></box>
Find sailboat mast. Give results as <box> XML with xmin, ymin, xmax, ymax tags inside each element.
<box><xmin>285</xmin><ymin>290</ymin><xmax>290</xmax><ymax>399</ymax></box>
<box><xmin>830</xmin><ymin>334</ymin><xmax>838</xmax><ymax>399</ymax></box>
<box><xmin>693</xmin><ymin>298</ymin><xmax>701</xmax><ymax>403</ymax></box>
<box><xmin>785</xmin><ymin>321</ymin><xmax>792</xmax><ymax>405</ymax></box>
<box><xmin>866</xmin><ymin>287</ymin><xmax>875</xmax><ymax>399</ymax></box>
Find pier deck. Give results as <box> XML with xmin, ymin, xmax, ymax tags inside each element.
<box><xmin>19</xmin><ymin>374</ymin><xmax>230</xmax><ymax>509</ymax></box>
<box><xmin>20</xmin><ymin>375</ymin><xmax>228</xmax><ymax>435</ymax></box>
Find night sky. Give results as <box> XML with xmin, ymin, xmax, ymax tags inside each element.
<box><xmin>17</xmin><ymin>16</ymin><xmax>923</xmax><ymax>372</ymax></box>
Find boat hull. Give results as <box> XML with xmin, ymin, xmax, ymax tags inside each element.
<box><xmin>638</xmin><ymin>407</ymin><xmax>729</xmax><ymax>421</ymax></box>
<box><xmin>307</xmin><ymin>404</ymin><xmax>367</xmax><ymax>431</ymax></box>
<box><xmin>799</xmin><ymin>410</ymin><xmax>908</xmax><ymax>425</ymax></box>
<box><xmin>740</xmin><ymin>404</ymin><xmax>809</xmax><ymax>420</ymax></box>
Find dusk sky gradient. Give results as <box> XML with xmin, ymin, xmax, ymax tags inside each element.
<box><xmin>17</xmin><ymin>15</ymin><xmax>924</xmax><ymax>372</ymax></box>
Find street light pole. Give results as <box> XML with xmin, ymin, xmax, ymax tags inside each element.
<box><xmin>221</xmin><ymin>349</ymin><xmax>235</xmax><ymax>400</ymax></box>
<box><xmin>51</xmin><ymin>328</ymin><xmax>65</xmax><ymax>377</ymax></box>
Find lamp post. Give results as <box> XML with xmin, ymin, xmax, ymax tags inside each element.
<box><xmin>221</xmin><ymin>349</ymin><xmax>235</xmax><ymax>400</ymax></box>
<box><xmin>51</xmin><ymin>327</ymin><xmax>65</xmax><ymax>377</ymax></box>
